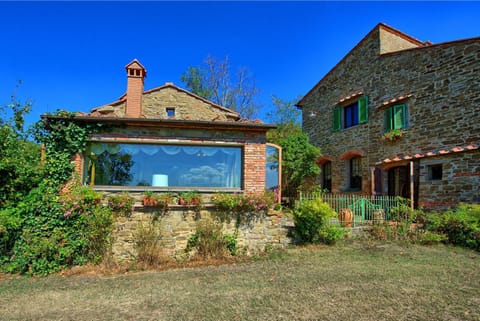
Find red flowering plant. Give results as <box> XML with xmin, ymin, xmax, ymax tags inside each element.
<box><xmin>381</xmin><ymin>129</ymin><xmax>403</xmax><ymax>143</ymax></box>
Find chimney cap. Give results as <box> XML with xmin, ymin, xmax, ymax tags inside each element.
<box><xmin>125</xmin><ymin>59</ymin><xmax>147</xmax><ymax>77</ymax></box>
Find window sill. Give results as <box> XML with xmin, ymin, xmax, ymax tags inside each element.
<box><xmin>92</xmin><ymin>186</ymin><xmax>243</xmax><ymax>194</ymax></box>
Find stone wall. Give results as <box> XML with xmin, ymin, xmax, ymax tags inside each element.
<box><xmin>418</xmin><ymin>151</ymin><xmax>480</xmax><ymax>209</ymax></box>
<box><xmin>112</xmin><ymin>206</ymin><xmax>294</xmax><ymax>261</ymax></box>
<box><xmin>300</xmin><ymin>24</ymin><xmax>480</xmax><ymax>209</ymax></box>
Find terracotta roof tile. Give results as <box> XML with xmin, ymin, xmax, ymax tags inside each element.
<box><xmin>376</xmin><ymin>143</ymin><xmax>479</xmax><ymax>166</ymax></box>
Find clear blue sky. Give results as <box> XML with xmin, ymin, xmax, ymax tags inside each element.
<box><xmin>1</xmin><ymin>1</ymin><xmax>479</xmax><ymax>128</ymax></box>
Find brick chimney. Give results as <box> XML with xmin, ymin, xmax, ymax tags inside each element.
<box><xmin>125</xmin><ymin>59</ymin><xmax>147</xmax><ymax>118</ymax></box>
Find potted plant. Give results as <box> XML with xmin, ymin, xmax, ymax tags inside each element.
<box><xmin>381</xmin><ymin>129</ymin><xmax>403</xmax><ymax>143</ymax></box>
<box><xmin>143</xmin><ymin>190</ymin><xmax>156</xmax><ymax>206</ymax></box>
<box><xmin>178</xmin><ymin>191</ymin><xmax>202</xmax><ymax>206</ymax></box>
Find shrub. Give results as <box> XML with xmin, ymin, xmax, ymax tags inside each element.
<box><xmin>423</xmin><ymin>204</ymin><xmax>480</xmax><ymax>251</ymax></box>
<box><xmin>134</xmin><ymin>221</ymin><xmax>169</xmax><ymax>267</ymax></box>
<box><xmin>2</xmin><ymin>184</ymin><xmax>114</xmax><ymax>275</ymax></box>
<box><xmin>185</xmin><ymin>219</ymin><xmax>237</xmax><ymax>258</ymax></box>
<box><xmin>318</xmin><ymin>225</ymin><xmax>346</xmax><ymax>245</ymax></box>
<box><xmin>292</xmin><ymin>198</ymin><xmax>337</xmax><ymax>244</ymax></box>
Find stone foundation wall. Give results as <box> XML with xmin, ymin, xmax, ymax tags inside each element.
<box><xmin>112</xmin><ymin>206</ymin><xmax>294</xmax><ymax>261</ymax></box>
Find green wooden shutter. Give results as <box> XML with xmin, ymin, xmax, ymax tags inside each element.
<box><xmin>333</xmin><ymin>106</ymin><xmax>341</xmax><ymax>131</ymax></box>
<box><xmin>358</xmin><ymin>96</ymin><xmax>369</xmax><ymax>123</ymax></box>
<box><xmin>393</xmin><ymin>104</ymin><xmax>406</xmax><ymax>129</ymax></box>
<box><xmin>385</xmin><ymin>108</ymin><xmax>393</xmax><ymax>132</ymax></box>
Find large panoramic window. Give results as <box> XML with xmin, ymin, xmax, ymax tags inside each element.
<box><xmin>83</xmin><ymin>143</ymin><xmax>242</xmax><ymax>188</ymax></box>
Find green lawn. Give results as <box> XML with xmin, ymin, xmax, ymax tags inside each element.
<box><xmin>1</xmin><ymin>241</ymin><xmax>479</xmax><ymax>321</ymax></box>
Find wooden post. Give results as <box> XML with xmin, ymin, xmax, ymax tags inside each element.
<box><xmin>410</xmin><ymin>161</ymin><xmax>414</xmax><ymax>209</ymax></box>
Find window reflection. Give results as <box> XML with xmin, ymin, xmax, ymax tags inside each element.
<box><xmin>84</xmin><ymin>143</ymin><xmax>242</xmax><ymax>188</ymax></box>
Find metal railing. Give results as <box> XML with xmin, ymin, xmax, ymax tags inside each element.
<box><xmin>298</xmin><ymin>192</ymin><xmax>409</xmax><ymax>227</ymax></box>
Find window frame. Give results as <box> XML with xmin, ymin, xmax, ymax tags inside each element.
<box><xmin>385</xmin><ymin>104</ymin><xmax>408</xmax><ymax>132</ymax></box>
<box><xmin>333</xmin><ymin>96</ymin><xmax>368</xmax><ymax>131</ymax></box>
<box><xmin>83</xmin><ymin>141</ymin><xmax>244</xmax><ymax>191</ymax></box>
<box><xmin>427</xmin><ymin>164</ymin><xmax>443</xmax><ymax>181</ymax></box>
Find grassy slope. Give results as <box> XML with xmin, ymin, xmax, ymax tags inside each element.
<box><xmin>1</xmin><ymin>242</ymin><xmax>479</xmax><ymax>321</ymax></box>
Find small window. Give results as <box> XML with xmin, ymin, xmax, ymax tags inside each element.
<box><xmin>350</xmin><ymin>157</ymin><xmax>362</xmax><ymax>189</ymax></box>
<box><xmin>333</xmin><ymin>96</ymin><xmax>368</xmax><ymax>131</ymax></box>
<box><xmin>428</xmin><ymin>164</ymin><xmax>443</xmax><ymax>181</ymax></box>
<box><xmin>166</xmin><ymin>108</ymin><xmax>175</xmax><ymax>118</ymax></box>
<box><xmin>385</xmin><ymin>104</ymin><xmax>408</xmax><ymax>132</ymax></box>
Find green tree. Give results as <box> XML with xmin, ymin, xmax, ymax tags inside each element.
<box><xmin>180</xmin><ymin>55</ymin><xmax>261</xmax><ymax>119</ymax></box>
<box><xmin>0</xmin><ymin>86</ymin><xmax>42</xmax><ymax>207</ymax></box>
<box><xmin>266</xmin><ymin>95</ymin><xmax>302</xmax><ymax>126</ymax></box>
<box><xmin>267</xmin><ymin>96</ymin><xmax>321</xmax><ymax>199</ymax></box>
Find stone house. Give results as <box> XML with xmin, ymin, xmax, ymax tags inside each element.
<box><xmin>42</xmin><ymin>60</ymin><xmax>291</xmax><ymax>258</ymax></box>
<box><xmin>297</xmin><ymin>23</ymin><xmax>479</xmax><ymax>209</ymax></box>
<box><xmin>52</xmin><ymin>59</ymin><xmax>276</xmax><ymax>195</ymax></box>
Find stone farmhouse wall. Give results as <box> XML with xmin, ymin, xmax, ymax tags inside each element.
<box><xmin>105</xmin><ymin>85</ymin><xmax>238</xmax><ymax>122</ymax></box>
<box><xmin>300</xmin><ymin>25</ymin><xmax>480</xmax><ymax>208</ymax></box>
<box><xmin>112</xmin><ymin>205</ymin><xmax>293</xmax><ymax>261</ymax></box>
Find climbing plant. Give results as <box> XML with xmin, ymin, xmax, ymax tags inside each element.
<box><xmin>1</xmin><ymin>110</ymin><xmax>114</xmax><ymax>275</ymax></box>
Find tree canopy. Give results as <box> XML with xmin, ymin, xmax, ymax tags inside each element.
<box><xmin>180</xmin><ymin>55</ymin><xmax>261</xmax><ymax>119</ymax></box>
<box><xmin>266</xmin><ymin>96</ymin><xmax>321</xmax><ymax>199</ymax></box>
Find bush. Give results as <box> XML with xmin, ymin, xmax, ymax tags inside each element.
<box><xmin>318</xmin><ymin>225</ymin><xmax>346</xmax><ymax>245</ymax></box>
<box><xmin>185</xmin><ymin>219</ymin><xmax>237</xmax><ymax>258</ymax></box>
<box><xmin>292</xmin><ymin>198</ymin><xmax>337</xmax><ymax>244</ymax></box>
<box><xmin>423</xmin><ymin>204</ymin><xmax>480</xmax><ymax>251</ymax></box>
<box><xmin>134</xmin><ymin>221</ymin><xmax>170</xmax><ymax>267</ymax></box>
<box><xmin>2</xmin><ymin>184</ymin><xmax>114</xmax><ymax>275</ymax></box>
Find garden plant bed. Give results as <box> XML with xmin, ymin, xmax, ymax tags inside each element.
<box><xmin>1</xmin><ymin>241</ymin><xmax>479</xmax><ymax>321</ymax></box>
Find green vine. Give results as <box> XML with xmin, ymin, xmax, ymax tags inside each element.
<box><xmin>0</xmin><ymin>111</ymin><xmax>114</xmax><ymax>275</ymax></box>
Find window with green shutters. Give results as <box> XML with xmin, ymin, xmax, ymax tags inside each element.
<box><xmin>332</xmin><ymin>96</ymin><xmax>368</xmax><ymax>131</ymax></box>
<box><xmin>385</xmin><ymin>104</ymin><xmax>407</xmax><ymax>132</ymax></box>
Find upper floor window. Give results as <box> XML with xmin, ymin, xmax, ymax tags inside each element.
<box><xmin>166</xmin><ymin>107</ymin><xmax>176</xmax><ymax>118</ymax></box>
<box><xmin>385</xmin><ymin>104</ymin><xmax>408</xmax><ymax>132</ymax></box>
<box><xmin>333</xmin><ymin>96</ymin><xmax>368</xmax><ymax>131</ymax></box>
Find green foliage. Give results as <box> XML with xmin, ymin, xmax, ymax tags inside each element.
<box><xmin>211</xmin><ymin>192</ymin><xmax>274</xmax><ymax>219</ymax></box>
<box><xmin>0</xmin><ymin>94</ymin><xmax>43</xmax><ymax>207</ymax></box>
<box><xmin>388</xmin><ymin>198</ymin><xmax>420</xmax><ymax>222</ymax></box>
<box><xmin>178</xmin><ymin>191</ymin><xmax>202</xmax><ymax>206</ymax></box>
<box><xmin>265</xmin><ymin>95</ymin><xmax>302</xmax><ymax>126</ymax></box>
<box><xmin>318</xmin><ymin>225</ymin><xmax>346</xmax><ymax>245</ymax></box>
<box><xmin>1</xmin><ymin>107</ymin><xmax>114</xmax><ymax>275</ymax></box>
<box><xmin>292</xmin><ymin>198</ymin><xmax>337</xmax><ymax>244</ymax></box>
<box><xmin>423</xmin><ymin>204</ymin><xmax>480</xmax><ymax>251</ymax></box>
<box><xmin>185</xmin><ymin>219</ymin><xmax>237</xmax><ymax>258</ymax></box>
<box><xmin>107</xmin><ymin>192</ymin><xmax>135</xmax><ymax>218</ymax></box>
<box><xmin>267</xmin><ymin>124</ymin><xmax>321</xmax><ymax>197</ymax></box>
<box><xmin>2</xmin><ymin>183</ymin><xmax>113</xmax><ymax>275</ymax></box>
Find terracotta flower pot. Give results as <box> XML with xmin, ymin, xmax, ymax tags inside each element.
<box><xmin>338</xmin><ymin>208</ymin><xmax>353</xmax><ymax>227</ymax></box>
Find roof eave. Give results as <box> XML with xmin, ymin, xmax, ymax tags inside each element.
<box><xmin>41</xmin><ymin>114</ymin><xmax>276</xmax><ymax>131</ymax></box>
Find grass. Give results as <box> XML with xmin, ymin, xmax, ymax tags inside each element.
<box><xmin>1</xmin><ymin>241</ymin><xmax>479</xmax><ymax>321</ymax></box>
